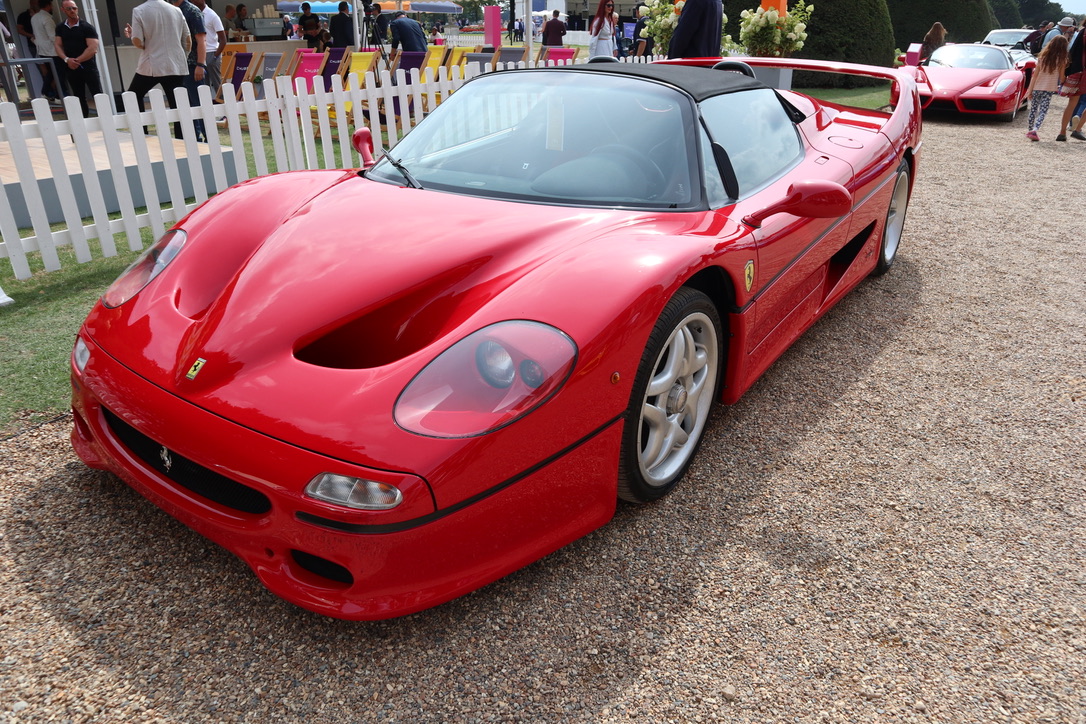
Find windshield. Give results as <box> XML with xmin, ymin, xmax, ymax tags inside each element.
<box><xmin>366</xmin><ymin>71</ymin><xmax>700</xmax><ymax>210</ymax></box>
<box><xmin>983</xmin><ymin>30</ymin><xmax>1029</xmax><ymax>46</ymax></box>
<box><xmin>928</xmin><ymin>45</ymin><xmax>1012</xmax><ymax>70</ymax></box>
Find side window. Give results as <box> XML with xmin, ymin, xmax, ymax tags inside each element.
<box><xmin>699</xmin><ymin>129</ymin><xmax>729</xmax><ymax>209</ymax></box>
<box><xmin>699</xmin><ymin>89</ymin><xmax>803</xmax><ymax>197</ymax></box>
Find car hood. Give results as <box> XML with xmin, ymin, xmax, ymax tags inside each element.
<box><xmin>918</xmin><ymin>66</ymin><xmax>1007</xmax><ymax>93</ymax></box>
<box><xmin>85</xmin><ymin>171</ymin><xmax>702</xmax><ymax>465</ymax></box>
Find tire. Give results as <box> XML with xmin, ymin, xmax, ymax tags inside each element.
<box><xmin>872</xmin><ymin>160</ymin><xmax>911</xmax><ymax>276</ymax></box>
<box><xmin>617</xmin><ymin>287</ymin><xmax>722</xmax><ymax>503</ymax></box>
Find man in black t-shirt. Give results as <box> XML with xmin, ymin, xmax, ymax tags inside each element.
<box><xmin>298</xmin><ymin>2</ymin><xmax>322</xmax><ymax>49</ymax></box>
<box><xmin>53</xmin><ymin>0</ymin><xmax>101</xmax><ymax>115</ymax></box>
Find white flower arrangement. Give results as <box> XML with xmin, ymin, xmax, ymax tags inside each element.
<box><xmin>738</xmin><ymin>1</ymin><xmax>813</xmax><ymax>57</ymax></box>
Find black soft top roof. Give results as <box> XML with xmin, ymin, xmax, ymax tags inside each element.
<box><xmin>522</xmin><ymin>61</ymin><xmax>768</xmax><ymax>101</ymax></box>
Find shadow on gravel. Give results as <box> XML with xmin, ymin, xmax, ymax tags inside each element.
<box><xmin>3</xmin><ymin>259</ymin><xmax>922</xmax><ymax>720</ymax></box>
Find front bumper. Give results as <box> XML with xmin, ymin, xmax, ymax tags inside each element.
<box><xmin>71</xmin><ymin>335</ymin><xmax>619</xmax><ymax>620</ymax></box>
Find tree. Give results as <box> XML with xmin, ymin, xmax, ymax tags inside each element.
<box><xmin>1018</xmin><ymin>0</ymin><xmax>1069</xmax><ymax>27</ymax></box>
<box><xmin>988</xmin><ymin>0</ymin><xmax>1022</xmax><ymax>28</ymax></box>
<box><xmin>885</xmin><ymin>0</ymin><xmax>996</xmax><ymax>48</ymax></box>
<box><xmin>793</xmin><ymin>0</ymin><xmax>897</xmax><ymax>87</ymax></box>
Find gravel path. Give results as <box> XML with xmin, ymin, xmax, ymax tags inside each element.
<box><xmin>2</xmin><ymin>98</ymin><xmax>1085</xmax><ymax>724</ymax></box>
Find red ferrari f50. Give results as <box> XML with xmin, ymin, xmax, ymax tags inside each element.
<box><xmin>71</xmin><ymin>59</ymin><xmax>922</xmax><ymax>619</ymax></box>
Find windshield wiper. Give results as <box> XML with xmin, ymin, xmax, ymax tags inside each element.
<box><xmin>384</xmin><ymin>152</ymin><xmax>423</xmax><ymax>189</ymax></box>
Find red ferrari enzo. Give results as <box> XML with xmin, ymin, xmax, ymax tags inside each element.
<box><xmin>71</xmin><ymin>59</ymin><xmax>922</xmax><ymax>619</ymax></box>
<box><xmin>907</xmin><ymin>43</ymin><xmax>1033</xmax><ymax>121</ymax></box>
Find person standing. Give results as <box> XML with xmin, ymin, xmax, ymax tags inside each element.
<box><xmin>587</xmin><ymin>0</ymin><xmax>616</xmax><ymax>58</ymax></box>
<box><xmin>16</xmin><ymin>0</ymin><xmax>40</xmax><ymax>57</ymax></box>
<box><xmin>390</xmin><ymin>10</ymin><xmax>425</xmax><ymax>52</ymax></box>
<box><xmin>193</xmin><ymin>0</ymin><xmax>225</xmax><ymax>96</ymax></box>
<box><xmin>53</xmin><ymin>0</ymin><xmax>101</xmax><ymax>115</ymax></box>
<box><xmin>632</xmin><ymin>4</ymin><xmax>653</xmax><ymax>57</ymax></box>
<box><xmin>222</xmin><ymin>3</ymin><xmax>236</xmax><ymax>34</ymax></box>
<box><xmin>281</xmin><ymin>13</ymin><xmax>294</xmax><ymax>40</ymax></box>
<box><xmin>125</xmin><ymin>0</ymin><xmax>190</xmax><ymax>113</ymax></box>
<box><xmin>1044</xmin><ymin>17</ymin><xmax>1074</xmax><ymax>50</ymax></box>
<box><xmin>541</xmin><ymin>9</ymin><xmax>565</xmax><ymax>47</ymax></box>
<box><xmin>1057</xmin><ymin>21</ymin><xmax>1086</xmax><ymax>141</ymax></box>
<box><xmin>371</xmin><ymin>3</ymin><xmax>388</xmax><ymax>45</ymax></box>
<box><xmin>329</xmin><ymin>1</ymin><xmax>354</xmax><ymax>48</ymax></box>
<box><xmin>171</xmin><ymin>0</ymin><xmax>206</xmax><ymax>141</ymax></box>
<box><xmin>919</xmin><ymin>21</ymin><xmax>945</xmax><ymax>60</ymax></box>
<box><xmin>234</xmin><ymin>4</ymin><xmax>249</xmax><ymax>34</ymax></box>
<box><xmin>667</xmin><ymin>0</ymin><xmax>721</xmax><ymax>59</ymax></box>
<box><xmin>1024</xmin><ymin>34</ymin><xmax>1067</xmax><ymax>141</ymax></box>
<box><xmin>32</xmin><ymin>0</ymin><xmax>65</xmax><ymax>103</ymax></box>
<box><xmin>297</xmin><ymin>2</ymin><xmax>321</xmax><ymax>48</ymax></box>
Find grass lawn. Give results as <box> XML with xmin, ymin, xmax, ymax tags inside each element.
<box><xmin>0</xmin><ymin>85</ymin><xmax>887</xmax><ymax>435</ymax></box>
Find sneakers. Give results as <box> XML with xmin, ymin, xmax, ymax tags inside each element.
<box><xmin>1073</xmin><ymin>114</ymin><xmax>1081</xmax><ymax>131</ymax></box>
<box><xmin>1056</xmin><ymin>134</ymin><xmax>1067</xmax><ymax>141</ymax></box>
<box><xmin>1072</xmin><ymin>131</ymin><xmax>1086</xmax><ymax>141</ymax></box>
<box><xmin>1026</xmin><ymin>130</ymin><xmax>1039</xmax><ymax>141</ymax></box>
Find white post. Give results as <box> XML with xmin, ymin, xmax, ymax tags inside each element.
<box><xmin>82</xmin><ymin>0</ymin><xmax>116</xmax><ymax>114</ymax></box>
<box><xmin>0</xmin><ymin>286</ymin><xmax>13</xmax><ymax>307</ymax></box>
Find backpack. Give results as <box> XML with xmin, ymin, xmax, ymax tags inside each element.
<box><xmin>1026</xmin><ymin>29</ymin><xmax>1046</xmax><ymax>56</ymax></box>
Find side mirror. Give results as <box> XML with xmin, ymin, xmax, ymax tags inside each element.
<box><xmin>742</xmin><ymin>179</ymin><xmax>852</xmax><ymax>228</ymax></box>
<box><xmin>352</xmin><ymin>127</ymin><xmax>376</xmax><ymax>168</ymax></box>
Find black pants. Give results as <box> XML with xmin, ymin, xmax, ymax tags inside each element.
<box><xmin>128</xmin><ymin>73</ymin><xmax>186</xmax><ymax>112</ymax></box>
<box><xmin>128</xmin><ymin>73</ymin><xmax>186</xmax><ymax>137</ymax></box>
<box><xmin>64</xmin><ymin>61</ymin><xmax>102</xmax><ymax>116</ymax></box>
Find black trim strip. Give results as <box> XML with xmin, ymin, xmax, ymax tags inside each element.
<box><xmin>736</xmin><ymin>168</ymin><xmax>896</xmax><ymax>315</ymax></box>
<box><xmin>296</xmin><ymin>413</ymin><xmax>626</xmax><ymax>535</ymax></box>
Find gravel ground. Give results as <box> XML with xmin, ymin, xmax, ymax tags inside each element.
<box><xmin>2</xmin><ymin>97</ymin><xmax>1085</xmax><ymax>724</ymax></box>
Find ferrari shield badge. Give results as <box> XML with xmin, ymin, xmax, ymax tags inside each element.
<box><xmin>744</xmin><ymin>261</ymin><xmax>755</xmax><ymax>292</ymax></box>
<box><xmin>186</xmin><ymin>358</ymin><xmax>207</xmax><ymax>380</ymax></box>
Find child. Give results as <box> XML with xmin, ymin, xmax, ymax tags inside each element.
<box><xmin>1025</xmin><ymin>34</ymin><xmax>1068</xmax><ymax>141</ymax></box>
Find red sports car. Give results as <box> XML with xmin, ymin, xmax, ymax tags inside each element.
<box><xmin>907</xmin><ymin>43</ymin><xmax>1033</xmax><ymax>121</ymax></box>
<box><xmin>71</xmin><ymin>59</ymin><xmax>922</xmax><ymax>619</ymax></box>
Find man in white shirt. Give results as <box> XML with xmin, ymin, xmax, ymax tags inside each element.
<box><xmin>124</xmin><ymin>0</ymin><xmax>190</xmax><ymax>112</ymax></box>
<box><xmin>193</xmin><ymin>0</ymin><xmax>226</xmax><ymax>95</ymax></box>
<box><xmin>31</xmin><ymin>0</ymin><xmax>65</xmax><ymax>102</ymax></box>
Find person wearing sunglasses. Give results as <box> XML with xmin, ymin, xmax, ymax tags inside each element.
<box><xmin>588</xmin><ymin>0</ymin><xmax>618</xmax><ymax>58</ymax></box>
<box><xmin>668</xmin><ymin>0</ymin><xmax>723</xmax><ymax>59</ymax></box>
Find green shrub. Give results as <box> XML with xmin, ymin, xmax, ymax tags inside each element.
<box><xmin>885</xmin><ymin>0</ymin><xmax>996</xmax><ymax>49</ymax></box>
<box><xmin>793</xmin><ymin>0</ymin><xmax>897</xmax><ymax>88</ymax></box>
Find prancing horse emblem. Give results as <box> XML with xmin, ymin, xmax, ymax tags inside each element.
<box><xmin>744</xmin><ymin>260</ymin><xmax>755</xmax><ymax>292</ymax></box>
<box><xmin>159</xmin><ymin>446</ymin><xmax>173</xmax><ymax>472</ymax></box>
<box><xmin>186</xmin><ymin>357</ymin><xmax>207</xmax><ymax>380</ymax></box>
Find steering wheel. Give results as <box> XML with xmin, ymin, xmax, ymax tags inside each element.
<box><xmin>594</xmin><ymin>144</ymin><xmax>667</xmax><ymax>198</ymax></box>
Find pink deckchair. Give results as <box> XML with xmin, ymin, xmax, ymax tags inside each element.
<box><xmin>292</xmin><ymin>51</ymin><xmax>328</xmax><ymax>93</ymax></box>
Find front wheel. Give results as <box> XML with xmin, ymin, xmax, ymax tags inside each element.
<box><xmin>618</xmin><ymin>287</ymin><xmax>722</xmax><ymax>503</ymax></box>
<box><xmin>872</xmin><ymin>160</ymin><xmax>911</xmax><ymax>276</ymax></box>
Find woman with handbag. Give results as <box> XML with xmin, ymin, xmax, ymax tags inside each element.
<box><xmin>587</xmin><ymin>0</ymin><xmax>617</xmax><ymax>59</ymax></box>
<box><xmin>1057</xmin><ymin>20</ymin><xmax>1086</xmax><ymax>141</ymax></box>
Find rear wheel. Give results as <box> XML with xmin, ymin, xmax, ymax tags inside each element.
<box><xmin>618</xmin><ymin>288</ymin><xmax>721</xmax><ymax>503</ymax></box>
<box><xmin>872</xmin><ymin>160</ymin><xmax>911</xmax><ymax>276</ymax></box>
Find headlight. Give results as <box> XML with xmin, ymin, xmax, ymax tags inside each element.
<box><xmin>994</xmin><ymin>78</ymin><xmax>1013</xmax><ymax>92</ymax></box>
<box><xmin>73</xmin><ymin>336</ymin><xmax>90</xmax><ymax>372</ymax></box>
<box><xmin>102</xmin><ymin>229</ymin><xmax>187</xmax><ymax>308</ymax></box>
<box><xmin>305</xmin><ymin>473</ymin><xmax>403</xmax><ymax>510</ymax></box>
<box><xmin>395</xmin><ymin>320</ymin><xmax>577</xmax><ymax>438</ymax></box>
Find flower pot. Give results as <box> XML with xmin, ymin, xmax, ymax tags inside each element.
<box><xmin>752</xmin><ymin>65</ymin><xmax>792</xmax><ymax>90</ymax></box>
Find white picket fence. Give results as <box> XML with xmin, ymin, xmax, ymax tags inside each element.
<box><xmin>0</xmin><ymin>55</ymin><xmax>665</xmax><ymax>306</ymax></box>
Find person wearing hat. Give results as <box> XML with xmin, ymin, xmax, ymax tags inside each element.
<box><xmin>390</xmin><ymin>9</ymin><xmax>425</xmax><ymax>52</ymax></box>
<box><xmin>1043</xmin><ymin>17</ymin><xmax>1075</xmax><ymax>50</ymax></box>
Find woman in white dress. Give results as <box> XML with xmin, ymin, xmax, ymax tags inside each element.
<box><xmin>587</xmin><ymin>0</ymin><xmax>618</xmax><ymax>58</ymax></box>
